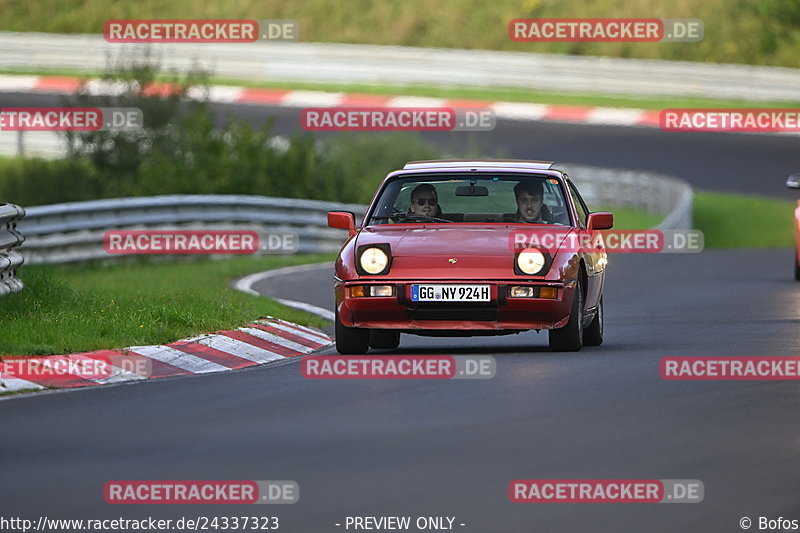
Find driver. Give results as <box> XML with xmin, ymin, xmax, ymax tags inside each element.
<box><xmin>513</xmin><ymin>180</ymin><xmax>551</xmax><ymax>223</ymax></box>
<box><xmin>407</xmin><ymin>184</ymin><xmax>441</xmax><ymax>218</ymax></box>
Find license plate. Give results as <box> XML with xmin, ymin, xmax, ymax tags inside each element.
<box><xmin>411</xmin><ymin>284</ymin><xmax>491</xmax><ymax>302</ymax></box>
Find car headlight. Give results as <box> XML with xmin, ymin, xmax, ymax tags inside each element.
<box><xmin>358</xmin><ymin>245</ymin><xmax>391</xmax><ymax>275</ymax></box>
<box><xmin>516</xmin><ymin>248</ymin><xmax>547</xmax><ymax>275</ymax></box>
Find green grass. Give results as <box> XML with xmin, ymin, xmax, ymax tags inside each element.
<box><xmin>0</xmin><ymin>254</ymin><xmax>335</xmax><ymax>356</ymax></box>
<box><xmin>3</xmin><ymin>66</ymin><xmax>800</xmax><ymax>111</ymax></box>
<box><xmin>694</xmin><ymin>191</ymin><xmax>796</xmax><ymax>248</ymax></box>
<box><xmin>1</xmin><ymin>0</ymin><xmax>800</xmax><ymax>67</ymax></box>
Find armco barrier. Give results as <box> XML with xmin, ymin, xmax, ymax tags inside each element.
<box><xmin>560</xmin><ymin>164</ymin><xmax>693</xmax><ymax>230</ymax></box>
<box><xmin>0</xmin><ymin>32</ymin><xmax>798</xmax><ymax>101</ymax></box>
<box><xmin>17</xmin><ymin>165</ymin><xmax>692</xmax><ymax>264</ymax></box>
<box><xmin>0</xmin><ymin>203</ymin><xmax>26</xmax><ymax>296</ymax></box>
<box><xmin>18</xmin><ymin>195</ymin><xmax>368</xmax><ymax>264</ymax></box>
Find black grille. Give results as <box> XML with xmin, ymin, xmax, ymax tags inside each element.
<box><xmin>406</xmin><ymin>305</ymin><xmax>498</xmax><ymax>321</ymax></box>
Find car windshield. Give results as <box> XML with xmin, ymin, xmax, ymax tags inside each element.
<box><xmin>366</xmin><ymin>174</ymin><xmax>572</xmax><ymax>225</ymax></box>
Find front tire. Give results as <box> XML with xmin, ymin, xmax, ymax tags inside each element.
<box><xmin>549</xmin><ymin>278</ymin><xmax>584</xmax><ymax>352</ymax></box>
<box><xmin>583</xmin><ymin>296</ymin><xmax>603</xmax><ymax>347</ymax></box>
<box><xmin>795</xmin><ymin>248</ymin><xmax>800</xmax><ymax>281</ymax></box>
<box><xmin>369</xmin><ymin>330</ymin><xmax>401</xmax><ymax>350</ymax></box>
<box><xmin>335</xmin><ymin>309</ymin><xmax>369</xmax><ymax>354</ymax></box>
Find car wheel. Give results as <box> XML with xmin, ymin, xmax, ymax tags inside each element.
<box><xmin>369</xmin><ymin>330</ymin><xmax>401</xmax><ymax>350</ymax></box>
<box><xmin>335</xmin><ymin>309</ymin><xmax>369</xmax><ymax>354</ymax></box>
<box><xmin>795</xmin><ymin>248</ymin><xmax>800</xmax><ymax>281</ymax></box>
<box><xmin>583</xmin><ymin>296</ymin><xmax>603</xmax><ymax>347</ymax></box>
<box><xmin>548</xmin><ymin>277</ymin><xmax>583</xmax><ymax>352</ymax></box>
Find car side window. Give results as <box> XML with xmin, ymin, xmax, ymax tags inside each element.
<box><xmin>567</xmin><ymin>181</ymin><xmax>589</xmax><ymax>228</ymax></box>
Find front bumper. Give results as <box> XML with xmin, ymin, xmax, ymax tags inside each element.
<box><xmin>335</xmin><ymin>279</ymin><xmax>574</xmax><ymax>331</ymax></box>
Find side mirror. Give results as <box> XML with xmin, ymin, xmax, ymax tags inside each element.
<box><xmin>786</xmin><ymin>173</ymin><xmax>800</xmax><ymax>189</ymax></box>
<box><xmin>587</xmin><ymin>212</ymin><xmax>614</xmax><ymax>230</ymax></box>
<box><xmin>328</xmin><ymin>211</ymin><xmax>356</xmax><ymax>236</ymax></box>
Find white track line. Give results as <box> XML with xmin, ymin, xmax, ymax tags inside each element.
<box><xmin>274</xmin><ymin>298</ymin><xmax>335</xmax><ymax>322</ymax></box>
<box><xmin>234</xmin><ymin>262</ymin><xmax>335</xmax><ymax>322</ymax></box>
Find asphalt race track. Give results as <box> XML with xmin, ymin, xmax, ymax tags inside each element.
<box><xmin>2</xmin><ymin>92</ymin><xmax>800</xmax><ymax>198</ymax></box>
<box><xmin>2</xmin><ymin>92</ymin><xmax>800</xmax><ymax>532</ymax></box>
<box><xmin>2</xmin><ymin>249</ymin><xmax>800</xmax><ymax>531</ymax></box>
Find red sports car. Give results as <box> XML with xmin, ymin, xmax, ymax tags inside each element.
<box><xmin>327</xmin><ymin>160</ymin><xmax>614</xmax><ymax>353</ymax></box>
<box><xmin>787</xmin><ymin>173</ymin><xmax>800</xmax><ymax>280</ymax></box>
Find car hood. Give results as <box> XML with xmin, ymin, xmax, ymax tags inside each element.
<box><xmin>354</xmin><ymin>225</ymin><xmax>575</xmax><ymax>279</ymax></box>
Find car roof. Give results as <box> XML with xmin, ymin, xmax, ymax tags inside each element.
<box><xmin>403</xmin><ymin>159</ymin><xmax>555</xmax><ymax>171</ymax></box>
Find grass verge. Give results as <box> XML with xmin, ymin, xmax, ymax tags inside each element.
<box><xmin>596</xmin><ymin>206</ymin><xmax>662</xmax><ymax>230</ymax></box>
<box><xmin>2</xmin><ymin>67</ymin><xmax>800</xmax><ymax>111</ymax></box>
<box><xmin>0</xmin><ymin>254</ymin><xmax>335</xmax><ymax>356</ymax></box>
<box><xmin>1</xmin><ymin>0</ymin><xmax>799</xmax><ymax>67</ymax></box>
<box><xmin>694</xmin><ymin>191</ymin><xmax>796</xmax><ymax>248</ymax></box>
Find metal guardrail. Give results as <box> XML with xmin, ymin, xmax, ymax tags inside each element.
<box><xmin>561</xmin><ymin>164</ymin><xmax>693</xmax><ymax>230</ymax></box>
<box><xmin>0</xmin><ymin>203</ymin><xmax>26</xmax><ymax>296</ymax></box>
<box><xmin>17</xmin><ymin>164</ymin><xmax>692</xmax><ymax>264</ymax></box>
<box><xmin>1</xmin><ymin>32</ymin><xmax>798</xmax><ymax>101</ymax></box>
<box><xmin>18</xmin><ymin>195</ymin><xmax>367</xmax><ymax>264</ymax></box>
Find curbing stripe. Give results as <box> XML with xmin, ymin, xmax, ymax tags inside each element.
<box><xmin>281</xmin><ymin>90</ymin><xmax>344</xmax><ymax>107</ymax></box>
<box><xmin>543</xmin><ymin>105</ymin><xmax>593</xmax><ymax>122</ymax></box>
<box><xmin>127</xmin><ymin>345</ymin><xmax>230</xmax><ymax>374</ymax></box>
<box><xmin>168</xmin><ymin>341</ymin><xmax>256</xmax><ymax>369</ymax></box>
<box><xmin>387</xmin><ymin>96</ymin><xmax>447</xmax><ymax>108</ymax></box>
<box><xmin>193</xmin><ymin>332</ymin><xmax>292</xmax><ymax>364</ymax></box>
<box><xmin>33</xmin><ymin>76</ymin><xmax>81</xmax><ymax>92</ymax></box>
<box><xmin>0</xmin><ymin>377</ymin><xmax>46</xmax><ymax>392</ymax></box>
<box><xmin>256</xmin><ymin>319</ymin><xmax>331</xmax><ymax>344</ymax></box>
<box><xmin>340</xmin><ymin>93</ymin><xmax>394</xmax><ymax>106</ymax></box>
<box><xmin>223</xmin><ymin>329</ymin><xmax>307</xmax><ymax>357</ymax></box>
<box><xmin>0</xmin><ymin>75</ymin><xmax>40</xmax><ymax>92</ymax></box>
<box><xmin>236</xmin><ymin>87</ymin><xmax>291</xmax><ymax>105</ymax></box>
<box><xmin>1</xmin><ymin>74</ymin><xmax>797</xmax><ymax>133</ymax></box>
<box><xmin>238</xmin><ymin>327</ymin><xmax>316</xmax><ymax>354</ymax></box>
<box><xmin>81</xmin><ymin>350</ymin><xmax>149</xmax><ymax>385</ymax></box>
<box><xmin>492</xmin><ymin>102</ymin><xmax>549</xmax><ymax>121</ymax></box>
<box><xmin>0</xmin><ymin>317</ymin><xmax>332</xmax><ymax>395</ymax></box>
<box><xmin>587</xmin><ymin>107</ymin><xmax>645</xmax><ymax>125</ymax></box>
<box><xmin>248</xmin><ymin>323</ymin><xmax>327</xmax><ymax>349</ymax></box>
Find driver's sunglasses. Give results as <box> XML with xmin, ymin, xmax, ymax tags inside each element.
<box><xmin>415</xmin><ymin>197</ymin><xmax>438</xmax><ymax>206</ymax></box>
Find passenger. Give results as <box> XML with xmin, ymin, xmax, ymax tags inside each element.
<box><xmin>513</xmin><ymin>181</ymin><xmax>551</xmax><ymax>223</ymax></box>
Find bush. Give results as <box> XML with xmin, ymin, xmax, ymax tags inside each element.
<box><xmin>0</xmin><ymin>54</ymin><xmax>450</xmax><ymax>206</ymax></box>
